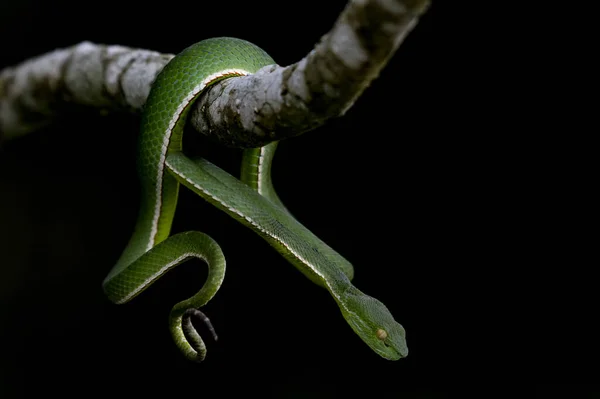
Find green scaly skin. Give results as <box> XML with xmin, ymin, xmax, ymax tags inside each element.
<box><xmin>102</xmin><ymin>37</ymin><xmax>407</xmax><ymax>361</ymax></box>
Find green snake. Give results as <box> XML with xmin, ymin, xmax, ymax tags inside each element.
<box><xmin>102</xmin><ymin>37</ymin><xmax>407</xmax><ymax>361</ymax></box>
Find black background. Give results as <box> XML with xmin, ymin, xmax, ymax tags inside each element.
<box><xmin>2</xmin><ymin>1</ymin><xmax>589</xmax><ymax>397</ymax></box>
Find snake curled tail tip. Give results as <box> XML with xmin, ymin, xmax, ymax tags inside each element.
<box><xmin>178</xmin><ymin>308</ymin><xmax>218</xmax><ymax>362</ymax></box>
<box><xmin>183</xmin><ymin>308</ymin><xmax>218</xmax><ymax>342</ymax></box>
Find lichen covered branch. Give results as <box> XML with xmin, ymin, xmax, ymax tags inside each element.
<box><xmin>0</xmin><ymin>0</ymin><xmax>430</xmax><ymax>146</ymax></box>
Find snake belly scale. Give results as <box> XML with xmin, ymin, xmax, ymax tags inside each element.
<box><xmin>102</xmin><ymin>37</ymin><xmax>407</xmax><ymax>362</ymax></box>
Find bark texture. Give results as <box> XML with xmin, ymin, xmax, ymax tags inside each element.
<box><xmin>0</xmin><ymin>0</ymin><xmax>430</xmax><ymax>147</ymax></box>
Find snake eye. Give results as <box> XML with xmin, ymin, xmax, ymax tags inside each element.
<box><xmin>376</xmin><ymin>328</ymin><xmax>388</xmax><ymax>341</ymax></box>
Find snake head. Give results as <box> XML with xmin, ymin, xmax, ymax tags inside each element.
<box><xmin>339</xmin><ymin>287</ymin><xmax>408</xmax><ymax>360</ymax></box>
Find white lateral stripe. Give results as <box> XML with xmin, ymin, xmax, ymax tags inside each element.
<box><xmin>257</xmin><ymin>146</ymin><xmax>266</xmax><ymax>194</ymax></box>
<box><xmin>115</xmin><ymin>252</ymin><xmax>199</xmax><ymax>304</ymax></box>
<box><xmin>164</xmin><ymin>159</ymin><xmax>347</xmax><ymax>311</ymax></box>
<box><xmin>148</xmin><ymin>68</ymin><xmax>251</xmax><ymax>251</ymax></box>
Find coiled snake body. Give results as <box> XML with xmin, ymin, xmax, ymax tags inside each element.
<box><xmin>102</xmin><ymin>37</ymin><xmax>407</xmax><ymax>361</ymax></box>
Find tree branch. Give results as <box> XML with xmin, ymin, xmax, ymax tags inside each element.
<box><xmin>0</xmin><ymin>0</ymin><xmax>430</xmax><ymax>147</ymax></box>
